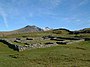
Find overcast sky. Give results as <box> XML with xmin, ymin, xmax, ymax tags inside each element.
<box><xmin>0</xmin><ymin>0</ymin><xmax>90</xmax><ymax>31</ymax></box>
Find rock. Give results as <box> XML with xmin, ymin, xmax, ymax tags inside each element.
<box><xmin>56</xmin><ymin>41</ymin><xmax>67</xmax><ymax>44</ymax></box>
<box><xmin>14</xmin><ymin>40</ymin><xmax>21</xmax><ymax>43</ymax></box>
<box><xmin>16</xmin><ymin>38</ymin><xmax>21</xmax><ymax>40</ymax></box>
<box><xmin>45</xmin><ymin>42</ymin><xmax>54</xmax><ymax>45</ymax></box>
<box><xmin>26</xmin><ymin>38</ymin><xmax>33</xmax><ymax>40</ymax></box>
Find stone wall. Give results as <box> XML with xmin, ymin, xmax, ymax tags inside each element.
<box><xmin>84</xmin><ymin>38</ymin><xmax>90</xmax><ymax>41</ymax></box>
<box><xmin>0</xmin><ymin>39</ymin><xmax>58</xmax><ymax>51</ymax></box>
<box><xmin>67</xmin><ymin>39</ymin><xmax>85</xmax><ymax>44</ymax></box>
<box><xmin>0</xmin><ymin>38</ymin><xmax>85</xmax><ymax>52</ymax></box>
<box><xmin>57</xmin><ymin>37</ymin><xmax>81</xmax><ymax>40</ymax></box>
<box><xmin>0</xmin><ymin>39</ymin><xmax>23</xmax><ymax>51</ymax></box>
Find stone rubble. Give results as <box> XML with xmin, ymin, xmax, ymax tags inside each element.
<box><xmin>0</xmin><ymin>37</ymin><xmax>86</xmax><ymax>51</ymax></box>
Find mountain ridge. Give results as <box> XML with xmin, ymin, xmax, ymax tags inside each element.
<box><xmin>0</xmin><ymin>25</ymin><xmax>43</xmax><ymax>36</ymax></box>
<box><xmin>0</xmin><ymin>25</ymin><xmax>90</xmax><ymax>36</ymax></box>
<box><xmin>14</xmin><ymin>25</ymin><xmax>44</xmax><ymax>33</ymax></box>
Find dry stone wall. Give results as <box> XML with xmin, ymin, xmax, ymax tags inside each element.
<box><xmin>0</xmin><ymin>37</ymin><xmax>85</xmax><ymax>52</ymax></box>
<box><xmin>0</xmin><ymin>39</ymin><xmax>58</xmax><ymax>51</ymax></box>
<box><xmin>0</xmin><ymin>39</ymin><xmax>19</xmax><ymax>51</ymax></box>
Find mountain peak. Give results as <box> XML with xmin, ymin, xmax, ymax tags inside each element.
<box><xmin>25</xmin><ymin>25</ymin><xmax>36</xmax><ymax>28</ymax></box>
<box><xmin>16</xmin><ymin>25</ymin><xmax>43</xmax><ymax>33</ymax></box>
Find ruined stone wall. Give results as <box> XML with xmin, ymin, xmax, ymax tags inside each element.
<box><xmin>67</xmin><ymin>39</ymin><xmax>85</xmax><ymax>44</ymax></box>
<box><xmin>0</xmin><ymin>39</ymin><xmax>21</xmax><ymax>51</ymax></box>
<box><xmin>0</xmin><ymin>39</ymin><xmax>58</xmax><ymax>51</ymax></box>
<box><xmin>0</xmin><ymin>38</ymin><xmax>85</xmax><ymax>52</ymax></box>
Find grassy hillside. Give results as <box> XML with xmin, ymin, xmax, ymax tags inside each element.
<box><xmin>79</xmin><ymin>28</ymin><xmax>90</xmax><ymax>33</ymax></box>
<box><xmin>0</xmin><ymin>27</ymin><xmax>90</xmax><ymax>38</ymax></box>
<box><xmin>0</xmin><ymin>25</ymin><xmax>43</xmax><ymax>37</ymax></box>
<box><xmin>0</xmin><ymin>28</ymin><xmax>90</xmax><ymax>67</ymax></box>
<box><xmin>0</xmin><ymin>41</ymin><xmax>90</xmax><ymax>67</ymax></box>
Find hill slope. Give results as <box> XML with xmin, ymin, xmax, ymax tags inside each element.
<box><xmin>79</xmin><ymin>28</ymin><xmax>90</xmax><ymax>33</ymax></box>
<box><xmin>0</xmin><ymin>25</ymin><xmax>43</xmax><ymax>36</ymax></box>
<box><xmin>14</xmin><ymin>25</ymin><xmax>43</xmax><ymax>33</ymax></box>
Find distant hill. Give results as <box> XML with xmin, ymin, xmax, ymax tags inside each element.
<box><xmin>70</xmin><ymin>28</ymin><xmax>90</xmax><ymax>34</ymax></box>
<box><xmin>0</xmin><ymin>25</ymin><xmax>43</xmax><ymax>36</ymax></box>
<box><xmin>52</xmin><ymin>28</ymin><xmax>90</xmax><ymax>34</ymax></box>
<box><xmin>14</xmin><ymin>25</ymin><xmax>43</xmax><ymax>33</ymax></box>
<box><xmin>52</xmin><ymin>28</ymin><xmax>72</xmax><ymax>34</ymax></box>
<box><xmin>0</xmin><ymin>25</ymin><xmax>90</xmax><ymax>37</ymax></box>
<box><xmin>79</xmin><ymin>28</ymin><xmax>90</xmax><ymax>33</ymax></box>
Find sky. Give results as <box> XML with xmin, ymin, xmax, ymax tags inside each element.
<box><xmin>0</xmin><ymin>0</ymin><xmax>90</xmax><ymax>31</ymax></box>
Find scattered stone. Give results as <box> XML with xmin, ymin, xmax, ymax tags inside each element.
<box><xmin>0</xmin><ymin>37</ymin><xmax>85</xmax><ymax>52</ymax></box>
<box><xmin>56</xmin><ymin>41</ymin><xmax>67</xmax><ymax>44</ymax></box>
<box><xmin>26</xmin><ymin>38</ymin><xmax>33</xmax><ymax>40</ymax></box>
<box><xmin>45</xmin><ymin>42</ymin><xmax>54</xmax><ymax>45</ymax></box>
<box><xmin>14</xmin><ymin>40</ymin><xmax>21</xmax><ymax>43</ymax></box>
<box><xmin>24</xmin><ymin>43</ymin><xmax>30</xmax><ymax>45</ymax></box>
<box><xmin>16</xmin><ymin>38</ymin><xmax>21</xmax><ymax>40</ymax></box>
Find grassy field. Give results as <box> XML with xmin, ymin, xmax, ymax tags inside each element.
<box><xmin>0</xmin><ymin>41</ymin><xmax>90</xmax><ymax>67</ymax></box>
<box><xmin>0</xmin><ymin>30</ymin><xmax>90</xmax><ymax>67</ymax></box>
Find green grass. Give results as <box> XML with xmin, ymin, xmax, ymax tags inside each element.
<box><xmin>0</xmin><ymin>31</ymin><xmax>90</xmax><ymax>67</ymax></box>
<box><xmin>0</xmin><ymin>42</ymin><xmax>17</xmax><ymax>53</ymax></box>
<box><xmin>0</xmin><ymin>30</ymin><xmax>72</xmax><ymax>38</ymax></box>
<box><xmin>0</xmin><ymin>41</ymin><xmax>90</xmax><ymax>67</ymax></box>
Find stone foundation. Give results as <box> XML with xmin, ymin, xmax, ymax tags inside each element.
<box><xmin>0</xmin><ymin>38</ymin><xmax>85</xmax><ymax>52</ymax></box>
